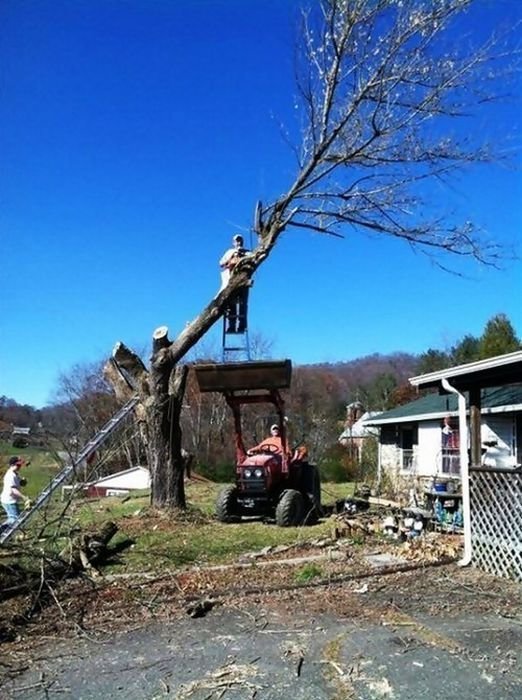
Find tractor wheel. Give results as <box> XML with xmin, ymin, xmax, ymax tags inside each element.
<box><xmin>216</xmin><ymin>485</ymin><xmax>239</xmax><ymax>523</ymax></box>
<box><xmin>275</xmin><ymin>489</ymin><xmax>304</xmax><ymax>527</ymax></box>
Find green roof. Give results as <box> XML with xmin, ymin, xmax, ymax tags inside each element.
<box><xmin>366</xmin><ymin>385</ymin><xmax>522</xmax><ymax>424</ymax></box>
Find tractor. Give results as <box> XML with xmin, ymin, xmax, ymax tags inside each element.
<box><xmin>194</xmin><ymin>359</ymin><xmax>322</xmax><ymax>527</ymax></box>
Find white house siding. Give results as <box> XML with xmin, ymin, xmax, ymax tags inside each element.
<box><xmin>380</xmin><ymin>443</ymin><xmax>399</xmax><ymax>474</ymax></box>
<box><xmin>416</xmin><ymin>421</ymin><xmax>442</xmax><ymax>476</ymax></box>
<box><xmin>379</xmin><ymin>422</ymin><xmax>440</xmax><ymax>477</ymax></box>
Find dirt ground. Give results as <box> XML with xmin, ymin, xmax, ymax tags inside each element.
<box><xmin>1</xmin><ymin>536</ymin><xmax>521</xmax><ymax>699</ymax></box>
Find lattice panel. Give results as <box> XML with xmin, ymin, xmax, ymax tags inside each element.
<box><xmin>470</xmin><ymin>468</ymin><xmax>522</xmax><ymax>582</ymax></box>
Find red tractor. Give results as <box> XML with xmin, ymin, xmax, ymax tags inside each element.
<box><xmin>194</xmin><ymin>360</ymin><xmax>322</xmax><ymax>527</ymax></box>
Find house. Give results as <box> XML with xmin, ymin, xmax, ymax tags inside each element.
<box><xmin>406</xmin><ymin>350</ymin><xmax>522</xmax><ymax>582</ymax></box>
<box><xmin>12</xmin><ymin>426</ymin><xmax>31</xmax><ymax>448</ymax></box>
<box><xmin>12</xmin><ymin>426</ymin><xmax>31</xmax><ymax>436</ymax></box>
<box><xmin>364</xmin><ymin>385</ymin><xmax>522</xmax><ymax>485</ymax></box>
<box><xmin>339</xmin><ymin>407</ymin><xmax>380</xmax><ymax>462</ymax></box>
<box><xmin>63</xmin><ymin>466</ymin><xmax>151</xmax><ymax>499</ymax></box>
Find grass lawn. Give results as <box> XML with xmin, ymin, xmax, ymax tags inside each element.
<box><xmin>3</xmin><ymin>475</ymin><xmax>355</xmax><ymax>574</ymax></box>
<box><xmin>0</xmin><ymin>443</ymin><xmax>61</xmax><ymax>499</ymax></box>
<box><xmin>1</xmin><ymin>437</ymin><xmax>356</xmax><ymax>574</ymax></box>
<box><xmin>63</xmin><ymin>479</ymin><xmax>356</xmax><ymax>573</ymax></box>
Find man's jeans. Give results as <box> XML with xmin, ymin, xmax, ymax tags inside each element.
<box><xmin>1</xmin><ymin>501</ymin><xmax>20</xmax><ymax>526</ymax></box>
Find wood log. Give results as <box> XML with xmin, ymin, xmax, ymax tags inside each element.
<box><xmin>0</xmin><ymin>523</ymin><xmax>125</xmax><ymax>605</ymax></box>
<box><xmin>60</xmin><ymin>521</ymin><xmax>119</xmax><ymax>574</ymax></box>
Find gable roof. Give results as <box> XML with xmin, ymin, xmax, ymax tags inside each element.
<box><xmin>89</xmin><ymin>466</ymin><xmax>150</xmax><ymax>489</ymax></box>
<box><xmin>364</xmin><ymin>385</ymin><xmax>522</xmax><ymax>426</ymax></box>
<box><xmin>339</xmin><ymin>411</ymin><xmax>381</xmax><ymax>439</ymax></box>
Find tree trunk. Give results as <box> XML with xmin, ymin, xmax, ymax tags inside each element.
<box><xmin>106</xmin><ymin>329</ymin><xmax>194</xmax><ymax>509</ymax></box>
<box><xmin>147</xmin><ymin>329</ymin><xmax>188</xmax><ymax>508</ymax></box>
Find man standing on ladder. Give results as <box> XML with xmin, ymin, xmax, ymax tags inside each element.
<box><xmin>219</xmin><ymin>234</ymin><xmax>250</xmax><ymax>333</ymax></box>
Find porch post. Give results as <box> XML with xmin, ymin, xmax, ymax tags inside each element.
<box><xmin>442</xmin><ymin>378</ymin><xmax>471</xmax><ymax>566</ymax></box>
<box><xmin>469</xmin><ymin>387</ymin><xmax>482</xmax><ymax>467</ymax></box>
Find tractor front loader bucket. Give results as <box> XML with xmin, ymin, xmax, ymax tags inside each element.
<box><xmin>194</xmin><ymin>360</ymin><xmax>291</xmax><ymax>394</ymax></box>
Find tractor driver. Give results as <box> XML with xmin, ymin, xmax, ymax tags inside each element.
<box><xmin>247</xmin><ymin>424</ymin><xmax>289</xmax><ymax>456</ymax></box>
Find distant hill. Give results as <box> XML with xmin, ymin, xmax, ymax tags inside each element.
<box><xmin>308</xmin><ymin>352</ymin><xmax>418</xmax><ymax>384</ymax></box>
<box><xmin>298</xmin><ymin>352</ymin><xmax>418</xmax><ymax>390</ymax></box>
<box><xmin>290</xmin><ymin>352</ymin><xmax>420</xmax><ymax>413</ymax></box>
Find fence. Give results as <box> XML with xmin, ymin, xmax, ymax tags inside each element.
<box><xmin>469</xmin><ymin>466</ymin><xmax>522</xmax><ymax>582</ymax></box>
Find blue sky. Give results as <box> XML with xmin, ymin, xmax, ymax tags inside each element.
<box><xmin>1</xmin><ymin>0</ymin><xmax>521</xmax><ymax>409</ymax></box>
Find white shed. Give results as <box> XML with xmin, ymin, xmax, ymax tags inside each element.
<box><xmin>85</xmin><ymin>466</ymin><xmax>151</xmax><ymax>497</ymax></box>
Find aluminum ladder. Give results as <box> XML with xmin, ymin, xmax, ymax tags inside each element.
<box><xmin>0</xmin><ymin>395</ymin><xmax>140</xmax><ymax>546</ymax></box>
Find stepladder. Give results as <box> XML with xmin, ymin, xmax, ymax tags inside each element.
<box><xmin>222</xmin><ymin>286</ymin><xmax>251</xmax><ymax>362</ymax></box>
<box><xmin>222</xmin><ymin>316</ymin><xmax>251</xmax><ymax>362</ymax></box>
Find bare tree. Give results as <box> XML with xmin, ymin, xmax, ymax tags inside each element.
<box><xmin>106</xmin><ymin>0</ymin><xmax>514</xmax><ymax>509</ymax></box>
<box><xmin>52</xmin><ymin>361</ymin><xmax>119</xmax><ymax>441</ymax></box>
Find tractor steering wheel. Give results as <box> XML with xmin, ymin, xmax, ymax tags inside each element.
<box><xmin>247</xmin><ymin>443</ymin><xmax>281</xmax><ymax>456</ymax></box>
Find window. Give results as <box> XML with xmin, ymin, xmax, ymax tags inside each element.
<box><xmin>399</xmin><ymin>426</ymin><xmax>417</xmax><ymax>471</ymax></box>
<box><xmin>106</xmin><ymin>489</ymin><xmax>129</xmax><ymax>497</ymax></box>
<box><xmin>441</xmin><ymin>417</ymin><xmax>460</xmax><ymax>475</ymax></box>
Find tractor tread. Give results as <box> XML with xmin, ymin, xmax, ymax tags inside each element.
<box><xmin>275</xmin><ymin>488</ymin><xmax>304</xmax><ymax>527</ymax></box>
<box><xmin>216</xmin><ymin>485</ymin><xmax>239</xmax><ymax>523</ymax></box>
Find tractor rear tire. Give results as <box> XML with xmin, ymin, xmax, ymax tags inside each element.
<box><xmin>275</xmin><ymin>489</ymin><xmax>304</xmax><ymax>527</ymax></box>
<box><xmin>216</xmin><ymin>485</ymin><xmax>239</xmax><ymax>523</ymax></box>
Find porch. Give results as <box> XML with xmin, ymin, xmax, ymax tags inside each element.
<box><xmin>410</xmin><ymin>350</ymin><xmax>522</xmax><ymax>582</ymax></box>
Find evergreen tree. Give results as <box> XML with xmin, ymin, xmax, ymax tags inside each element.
<box><xmin>451</xmin><ymin>334</ymin><xmax>481</xmax><ymax>365</ymax></box>
<box><xmin>479</xmin><ymin>314</ymin><xmax>521</xmax><ymax>359</ymax></box>
<box><xmin>416</xmin><ymin>349</ymin><xmax>450</xmax><ymax>375</ymax></box>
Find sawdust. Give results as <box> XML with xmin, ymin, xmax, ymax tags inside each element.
<box><xmin>174</xmin><ymin>662</ymin><xmax>262</xmax><ymax>699</ymax></box>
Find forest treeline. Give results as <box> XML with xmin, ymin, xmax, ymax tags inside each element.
<box><xmin>2</xmin><ymin>313</ymin><xmax>520</xmax><ymax>481</ymax></box>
